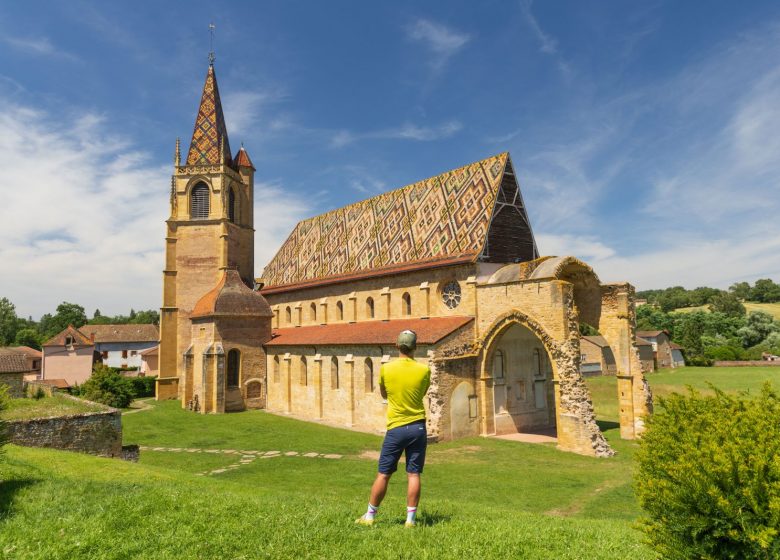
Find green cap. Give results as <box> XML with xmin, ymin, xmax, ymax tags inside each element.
<box><xmin>397</xmin><ymin>329</ymin><xmax>417</xmax><ymax>349</ymax></box>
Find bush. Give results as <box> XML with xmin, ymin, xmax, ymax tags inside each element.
<box><xmin>128</xmin><ymin>375</ymin><xmax>157</xmax><ymax>398</ymax></box>
<box><xmin>685</xmin><ymin>355</ymin><xmax>713</xmax><ymax>366</ymax></box>
<box><xmin>80</xmin><ymin>364</ymin><xmax>134</xmax><ymax>408</ymax></box>
<box><xmin>0</xmin><ymin>385</ymin><xmax>9</xmax><ymax>453</ymax></box>
<box><xmin>635</xmin><ymin>385</ymin><xmax>780</xmax><ymax>559</ymax></box>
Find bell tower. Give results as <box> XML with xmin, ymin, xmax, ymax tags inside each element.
<box><xmin>157</xmin><ymin>62</ymin><xmax>257</xmax><ymax>400</ymax></box>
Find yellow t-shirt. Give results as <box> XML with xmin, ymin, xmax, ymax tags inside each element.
<box><xmin>380</xmin><ymin>357</ymin><xmax>431</xmax><ymax>430</ymax></box>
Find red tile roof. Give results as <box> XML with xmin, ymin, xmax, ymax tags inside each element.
<box><xmin>40</xmin><ymin>378</ymin><xmax>70</xmax><ymax>389</ymax></box>
<box><xmin>234</xmin><ymin>147</ymin><xmax>255</xmax><ymax>170</ymax></box>
<box><xmin>192</xmin><ymin>269</ymin><xmax>273</xmax><ymax>319</ymax></box>
<box><xmin>42</xmin><ymin>325</ymin><xmax>94</xmax><ymax>347</ymax></box>
<box><xmin>266</xmin><ymin>316</ymin><xmax>474</xmax><ymax>347</ymax></box>
<box><xmin>0</xmin><ymin>345</ymin><xmax>42</xmax><ymax>358</ymax></box>
<box><xmin>0</xmin><ymin>351</ymin><xmax>30</xmax><ymax>373</ymax></box>
<box><xmin>80</xmin><ymin>324</ymin><xmax>159</xmax><ymax>343</ymax></box>
<box><xmin>635</xmin><ymin>337</ymin><xmax>653</xmax><ymax>346</ymax></box>
<box><xmin>636</xmin><ymin>330</ymin><xmax>668</xmax><ymax>338</ymax></box>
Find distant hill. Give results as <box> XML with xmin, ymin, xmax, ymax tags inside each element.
<box><xmin>672</xmin><ymin>302</ymin><xmax>780</xmax><ymax>320</ymax></box>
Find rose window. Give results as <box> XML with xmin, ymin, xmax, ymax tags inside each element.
<box><xmin>442</xmin><ymin>281</ymin><xmax>461</xmax><ymax>309</ymax></box>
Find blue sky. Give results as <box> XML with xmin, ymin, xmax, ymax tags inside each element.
<box><xmin>1</xmin><ymin>0</ymin><xmax>779</xmax><ymax>318</ymax></box>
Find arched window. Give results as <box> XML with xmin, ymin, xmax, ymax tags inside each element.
<box><xmin>300</xmin><ymin>356</ymin><xmax>308</xmax><ymax>386</ymax></box>
<box><xmin>366</xmin><ymin>297</ymin><xmax>375</xmax><ymax>319</ymax></box>
<box><xmin>285</xmin><ymin>306</ymin><xmax>292</xmax><ymax>324</ymax></box>
<box><xmin>190</xmin><ymin>182</ymin><xmax>210</xmax><ymax>219</ymax></box>
<box><xmin>364</xmin><ymin>357</ymin><xmax>374</xmax><ymax>393</ymax></box>
<box><xmin>273</xmin><ymin>355</ymin><xmax>280</xmax><ymax>383</ymax></box>
<box><xmin>402</xmin><ymin>292</ymin><xmax>412</xmax><ymax>316</ymax></box>
<box><xmin>533</xmin><ymin>348</ymin><xmax>543</xmax><ymax>378</ymax></box>
<box><xmin>493</xmin><ymin>350</ymin><xmax>504</xmax><ymax>380</ymax></box>
<box><xmin>227</xmin><ymin>349</ymin><xmax>240</xmax><ymax>387</ymax></box>
<box><xmin>310</xmin><ymin>302</ymin><xmax>317</xmax><ymax>323</ymax></box>
<box><xmin>331</xmin><ymin>356</ymin><xmax>339</xmax><ymax>389</ymax></box>
<box><xmin>228</xmin><ymin>187</ymin><xmax>237</xmax><ymax>223</ymax></box>
<box><xmin>336</xmin><ymin>301</ymin><xmax>344</xmax><ymax>321</ymax></box>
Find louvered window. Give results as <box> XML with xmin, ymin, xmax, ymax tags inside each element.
<box><xmin>228</xmin><ymin>188</ymin><xmax>236</xmax><ymax>222</ymax></box>
<box><xmin>190</xmin><ymin>183</ymin><xmax>210</xmax><ymax>219</ymax></box>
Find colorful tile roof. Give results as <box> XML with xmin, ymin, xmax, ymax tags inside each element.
<box><xmin>265</xmin><ymin>316</ymin><xmax>474</xmax><ymax>346</ymax></box>
<box><xmin>262</xmin><ymin>153</ymin><xmax>538</xmax><ymax>288</ymax></box>
<box><xmin>79</xmin><ymin>324</ymin><xmax>159</xmax><ymax>343</ymax></box>
<box><xmin>186</xmin><ymin>64</ymin><xmax>232</xmax><ymax>166</ymax></box>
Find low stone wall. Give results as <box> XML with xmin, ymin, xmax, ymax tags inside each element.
<box><xmin>714</xmin><ymin>360</ymin><xmax>780</xmax><ymax>367</ymax></box>
<box><xmin>25</xmin><ymin>380</ymin><xmax>57</xmax><ymax>398</ymax></box>
<box><xmin>5</xmin><ymin>395</ymin><xmax>123</xmax><ymax>458</ymax></box>
<box><xmin>0</xmin><ymin>372</ymin><xmax>25</xmax><ymax>398</ymax></box>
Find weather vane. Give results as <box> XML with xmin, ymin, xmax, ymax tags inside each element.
<box><xmin>208</xmin><ymin>22</ymin><xmax>216</xmax><ymax>65</ymax></box>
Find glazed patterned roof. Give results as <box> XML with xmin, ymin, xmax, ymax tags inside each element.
<box><xmin>262</xmin><ymin>153</ymin><xmax>537</xmax><ymax>288</ymax></box>
<box><xmin>186</xmin><ymin>64</ymin><xmax>232</xmax><ymax>166</ymax></box>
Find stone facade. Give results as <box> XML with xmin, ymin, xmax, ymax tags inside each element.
<box><xmin>0</xmin><ymin>372</ymin><xmax>25</xmax><ymax>397</ymax></box>
<box><xmin>6</xmin><ymin>396</ymin><xmax>123</xmax><ymax>458</ymax></box>
<box><xmin>157</xmin><ymin>62</ymin><xmax>654</xmax><ymax>458</ymax></box>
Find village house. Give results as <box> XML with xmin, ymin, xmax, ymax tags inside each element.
<box><xmin>0</xmin><ymin>346</ymin><xmax>42</xmax><ymax>381</ymax></box>
<box><xmin>637</xmin><ymin>330</ymin><xmax>685</xmax><ymax>369</ymax></box>
<box><xmin>42</xmin><ymin>324</ymin><xmax>159</xmax><ymax>387</ymax></box>
<box><xmin>0</xmin><ymin>349</ymin><xmax>31</xmax><ymax>397</ymax></box>
<box><xmin>155</xmin><ymin>62</ymin><xmax>654</xmax><ymax>458</ymax></box>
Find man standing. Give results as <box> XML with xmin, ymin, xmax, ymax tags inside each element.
<box><xmin>356</xmin><ymin>330</ymin><xmax>431</xmax><ymax>528</ymax></box>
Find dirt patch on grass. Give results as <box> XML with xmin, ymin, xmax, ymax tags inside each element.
<box><xmin>358</xmin><ymin>450</ymin><xmax>380</xmax><ymax>460</ymax></box>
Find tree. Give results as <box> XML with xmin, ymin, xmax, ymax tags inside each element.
<box><xmin>708</xmin><ymin>292</ymin><xmax>746</xmax><ymax>317</ymax></box>
<box><xmin>674</xmin><ymin>311</ymin><xmax>707</xmax><ymax>356</ymax></box>
<box><xmin>39</xmin><ymin>302</ymin><xmax>88</xmax><ymax>338</ymax></box>
<box><xmin>80</xmin><ymin>364</ymin><xmax>134</xmax><ymax>408</ymax></box>
<box><xmin>93</xmin><ymin>309</ymin><xmax>102</xmax><ymax>319</ymax></box>
<box><xmin>0</xmin><ymin>297</ymin><xmax>19</xmax><ymax>346</ymax></box>
<box><xmin>14</xmin><ymin>328</ymin><xmax>42</xmax><ymax>350</ymax></box>
<box><xmin>737</xmin><ymin>311</ymin><xmax>780</xmax><ymax>348</ymax></box>
<box><xmin>729</xmin><ymin>281</ymin><xmax>751</xmax><ymax>300</ymax></box>
<box><xmin>636</xmin><ymin>386</ymin><xmax>780</xmax><ymax>558</ymax></box>
<box><xmin>750</xmin><ymin>279</ymin><xmax>780</xmax><ymax>303</ymax></box>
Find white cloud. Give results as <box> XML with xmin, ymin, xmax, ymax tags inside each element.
<box><xmin>330</xmin><ymin>120</ymin><xmax>462</xmax><ymax>148</ymax></box>
<box><xmin>518</xmin><ymin>0</ymin><xmax>572</xmax><ymax>79</ymax></box>
<box><xmin>2</xmin><ymin>35</ymin><xmax>80</xmax><ymax>61</ymax></box>
<box><xmin>405</xmin><ymin>18</ymin><xmax>471</xmax><ymax>70</ymax></box>
<box><xmin>222</xmin><ymin>88</ymin><xmax>286</xmax><ymax>137</ymax></box>
<box><xmin>0</xmin><ymin>97</ymin><xmax>312</xmax><ymax>319</ymax></box>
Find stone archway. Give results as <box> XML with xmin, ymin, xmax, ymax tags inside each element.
<box><xmin>479</xmin><ymin>309</ymin><xmax>614</xmax><ymax>457</ymax></box>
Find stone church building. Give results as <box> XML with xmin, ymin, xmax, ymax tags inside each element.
<box><xmin>156</xmin><ymin>62</ymin><xmax>652</xmax><ymax>457</ymax></box>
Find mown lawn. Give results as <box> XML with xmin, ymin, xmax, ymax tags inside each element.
<box><xmin>672</xmin><ymin>301</ymin><xmax>780</xmax><ymax>319</ymax></box>
<box><xmin>0</xmin><ymin>399</ymin><xmax>653</xmax><ymax>559</ymax></box>
<box><xmin>587</xmin><ymin>366</ymin><xmax>780</xmax><ymax>422</ymax></box>
<box><xmin>0</xmin><ymin>394</ymin><xmax>107</xmax><ymax>421</ymax></box>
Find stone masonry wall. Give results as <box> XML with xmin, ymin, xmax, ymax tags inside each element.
<box><xmin>0</xmin><ymin>372</ymin><xmax>24</xmax><ymax>398</ymax></box>
<box><xmin>6</xmin><ymin>396</ymin><xmax>123</xmax><ymax>457</ymax></box>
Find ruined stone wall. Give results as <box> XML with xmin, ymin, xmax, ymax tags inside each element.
<box><xmin>476</xmin><ymin>280</ymin><xmax>613</xmax><ymax>457</ymax></box>
<box><xmin>6</xmin><ymin>398</ymin><xmax>122</xmax><ymax>457</ymax></box>
<box><xmin>428</xmin><ymin>354</ymin><xmax>480</xmax><ymax>441</ymax></box>
<box><xmin>0</xmin><ymin>372</ymin><xmax>24</xmax><ymax>398</ymax></box>
<box><xmin>599</xmin><ymin>283</ymin><xmax>653</xmax><ymax>439</ymax></box>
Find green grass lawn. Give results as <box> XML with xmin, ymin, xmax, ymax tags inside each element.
<box><xmin>4</xmin><ymin>369</ymin><xmax>769</xmax><ymax>558</ymax></box>
<box><xmin>0</xmin><ymin>399</ymin><xmax>653</xmax><ymax>559</ymax></box>
<box><xmin>0</xmin><ymin>394</ymin><xmax>107</xmax><ymax>421</ymax></box>
<box><xmin>587</xmin><ymin>366</ymin><xmax>780</xmax><ymax>422</ymax></box>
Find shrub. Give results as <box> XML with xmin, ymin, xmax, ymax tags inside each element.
<box><xmin>128</xmin><ymin>375</ymin><xmax>157</xmax><ymax>398</ymax></box>
<box><xmin>0</xmin><ymin>385</ymin><xmax>9</xmax><ymax>453</ymax></box>
<box><xmin>80</xmin><ymin>364</ymin><xmax>134</xmax><ymax>408</ymax></box>
<box><xmin>635</xmin><ymin>385</ymin><xmax>780</xmax><ymax>559</ymax></box>
<box><xmin>685</xmin><ymin>355</ymin><xmax>713</xmax><ymax>366</ymax></box>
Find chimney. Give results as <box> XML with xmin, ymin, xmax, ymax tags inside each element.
<box><xmin>90</xmin><ymin>333</ymin><xmax>95</xmax><ymax>342</ymax></box>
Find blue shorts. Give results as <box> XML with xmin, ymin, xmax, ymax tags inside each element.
<box><xmin>378</xmin><ymin>420</ymin><xmax>427</xmax><ymax>475</ymax></box>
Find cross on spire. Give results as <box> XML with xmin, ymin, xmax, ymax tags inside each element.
<box><xmin>208</xmin><ymin>22</ymin><xmax>216</xmax><ymax>65</ymax></box>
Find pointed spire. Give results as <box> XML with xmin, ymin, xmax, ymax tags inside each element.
<box><xmin>185</xmin><ymin>64</ymin><xmax>232</xmax><ymax>167</ymax></box>
<box><xmin>234</xmin><ymin>145</ymin><xmax>256</xmax><ymax>170</ymax></box>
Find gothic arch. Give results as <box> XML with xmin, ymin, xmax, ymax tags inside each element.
<box><xmin>477</xmin><ymin>308</ymin><xmax>614</xmax><ymax>457</ymax></box>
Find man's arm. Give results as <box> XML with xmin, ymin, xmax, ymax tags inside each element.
<box><xmin>379</xmin><ymin>365</ymin><xmax>387</xmax><ymax>400</ymax></box>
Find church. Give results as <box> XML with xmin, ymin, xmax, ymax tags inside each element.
<box><xmin>156</xmin><ymin>62</ymin><xmax>653</xmax><ymax>457</ymax></box>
